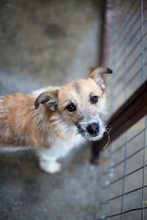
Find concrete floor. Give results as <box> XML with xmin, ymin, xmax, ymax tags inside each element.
<box><xmin>0</xmin><ymin>146</ymin><xmax>100</xmax><ymax>220</ymax></box>
<box><xmin>0</xmin><ymin>0</ymin><xmax>105</xmax><ymax>219</ymax></box>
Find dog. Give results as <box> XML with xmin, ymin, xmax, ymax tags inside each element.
<box><xmin>0</xmin><ymin>67</ymin><xmax>112</xmax><ymax>173</ymax></box>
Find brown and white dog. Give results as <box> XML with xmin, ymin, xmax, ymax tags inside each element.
<box><xmin>0</xmin><ymin>67</ymin><xmax>112</xmax><ymax>173</ymax></box>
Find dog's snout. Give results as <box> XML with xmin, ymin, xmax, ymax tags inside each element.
<box><xmin>87</xmin><ymin>123</ymin><xmax>99</xmax><ymax>135</ymax></box>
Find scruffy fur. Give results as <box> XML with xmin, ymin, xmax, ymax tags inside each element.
<box><xmin>0</xmin><ymin>67</ymin><xmax>112</xmax><ymax>173</ymax></box>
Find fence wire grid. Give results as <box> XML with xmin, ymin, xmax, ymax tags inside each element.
<box><xmin>98</xmin><ymin>0</ymin><xmax>147</xmax><ymax>219</ymax></box>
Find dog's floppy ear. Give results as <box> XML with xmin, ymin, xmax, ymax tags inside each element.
<box><xmin>35</xmin><ymin>90</ymin><xmax>59</xmax><ymax>111</ymax></box>
<box><xmin>88</xmin><ymin>67</ymin><xmax>112</xmax><ymax>90</ymax></box>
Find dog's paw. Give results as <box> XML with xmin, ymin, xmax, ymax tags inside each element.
<box><xmin>47</xmin><ymin>162</ymin><xmax>61</xmax><ymax>174</ymax></box>
<box><xmin>40</xmin><ymin>160</ymin><xmax>61</xmax><ymax>174</ymax></box>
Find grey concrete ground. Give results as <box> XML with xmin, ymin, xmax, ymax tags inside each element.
<box><xmin>0</xmin><ymin>0</ymin><xmax>105</xmax><ymax>219</ymax></box>
<box><xmin>0</xmin><ymin>146</ymin><xmax>100</xmax><ymax>220</ymax></box>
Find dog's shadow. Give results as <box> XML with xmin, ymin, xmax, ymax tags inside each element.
<box><xmin>0</xmin><ymin>142</ymin><xmax>91</xmax><ymax>188</ymax></box>
<box><xmin>59</xmin><ymin>142</ymin><xmax>92</xmax><ymax>173</ymax></box>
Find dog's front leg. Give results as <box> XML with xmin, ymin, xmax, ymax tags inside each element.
<box><xmin>39</xmin><ymin>159</ymin><xmax>61</xmax><ymax>174</ymax></box>
<box><xmin>37</xmin><ymin>148</ymin><xmax>61</xmax><ymax>174</ymax></box>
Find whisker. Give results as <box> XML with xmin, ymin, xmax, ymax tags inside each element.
<box><xmin>102</xmin><ymin>125</ymin><xmax>112</xmax><ymax>150</ymax></box>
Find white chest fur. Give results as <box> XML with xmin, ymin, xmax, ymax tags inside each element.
<box><xmin>38</xmin><ymin>132</ymin><xmax>84</xmax><ymax>160</ymax></box>
<box><xmin>37</xmin><ymin>133</ymin><xmax>85</xmax><ymax>173</ymax></box>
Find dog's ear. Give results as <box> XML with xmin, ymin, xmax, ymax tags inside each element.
<box><xmin>88</xmin><ymin>67</ymin><xmax>112</xmax><ymax>90</ymax></box>
<box><xmin>34</xmin><ymin>90</ymin><xmax>59</xmax><ymax>111</ymax></box>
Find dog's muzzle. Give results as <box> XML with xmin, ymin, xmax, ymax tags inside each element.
<box><xmin>87</xmin><ymin>123</ymin><xmax>99</xmax><ymax>136</ymax></box>
<box><xmin>75</xmin><ymin>115</ymin><xmax>106</xmax><ymax>141</ymax></box>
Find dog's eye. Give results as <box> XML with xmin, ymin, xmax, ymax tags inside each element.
<box><xmin>66</xmin><ymin>104</ymin><xmax>76</xmax><ymax>112</ymax></box>
<box><xmin>90</xmin><ymin>96</ymin><xmax>98</xmax><ymax>104</ymax></box>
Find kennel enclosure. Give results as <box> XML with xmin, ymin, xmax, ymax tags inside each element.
<box><xmin>92</xmin><ymin>0</ymin><xmax>147</xmax><ymax>219</ymax></box>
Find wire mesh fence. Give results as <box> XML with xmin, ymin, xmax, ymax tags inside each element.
<box><xmin>97</xmin><ymin>0</ymin><xmax>147</xmax><ymax>219</ymax></box>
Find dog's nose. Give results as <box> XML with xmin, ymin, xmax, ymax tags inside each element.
<box><xmin>87</xmin><ymin>123</ymin><xmax>99</xmax><ymax>135</ymax></box>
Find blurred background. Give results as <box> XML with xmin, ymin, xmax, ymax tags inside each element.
<box><xmin>0</xmin><ymin>0</ymin><xmax>105</xmax><ymax>95</ymax></box>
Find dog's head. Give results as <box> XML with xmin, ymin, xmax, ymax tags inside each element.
<box><xmin>35</xmin><ymin>67</ymin><xmax>112</xmax><ymax>141</ymax></box>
